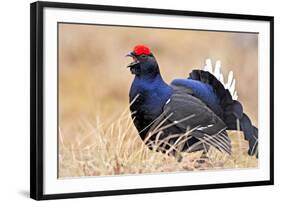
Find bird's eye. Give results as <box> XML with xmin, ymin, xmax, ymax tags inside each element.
<box><xmin>140</xmin><ymin>54</ymin><xmax>147</xmax><ymax>59</ymax></box>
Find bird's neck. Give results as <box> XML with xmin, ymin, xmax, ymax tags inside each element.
<box><xmin>136</xmin><ymin>69</ymin><xmax>160</xmax><ymax>80</ymax></box>
<box><xmin>130</xmin><ymin>73</ymin><xmax>172</xmax><ymax>104</ymax></box>
<box><xmin>134</xmin><ymin>73</ymin><xmax>170</xmax><ymax>89</ymax></box>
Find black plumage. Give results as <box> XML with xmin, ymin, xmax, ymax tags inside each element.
<box><xmin>127</xmin><ymin>45</ymin><xmax>258</xmax><ymax>158</ymax></box>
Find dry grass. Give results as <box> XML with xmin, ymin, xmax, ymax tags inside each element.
<box><xmin>58</xmin><ymin>23</ymin><xmax>258</xmax><ymax>178</ymax></box>
<box><xmin>59</xmin><ymin>107</ymin><xmax>257</xmax><ymax>178</ymax></box>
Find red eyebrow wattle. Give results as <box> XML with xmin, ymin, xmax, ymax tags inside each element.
<box><xmin>133</xmin><ymin>45</ymin><xmax>151</xmax><ymax>55</ymax></box>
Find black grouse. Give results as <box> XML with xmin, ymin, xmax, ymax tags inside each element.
<box><xmin>126</xmin><ymin>44</ymin><xmax>258</xmax><ymax>159</ymax></box>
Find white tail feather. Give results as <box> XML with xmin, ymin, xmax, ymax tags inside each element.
<box><xmin>204</xmin><ymin>59</ymin><xmax>212</xmax><ymax>73</ymax></box>
<box><xmin>214</xmin><ymin>61</ymin><xmax>221</xmax><ymax>79</ymax></box>
<box><xmin>226</xmin><ymin>71</ymin><xmax>233</xmax><ymax>89</ymax></box>
<box><xmin>203</xmin><ymin>59</ymin><xmax>238</xmax><ymax>100</ymax></box>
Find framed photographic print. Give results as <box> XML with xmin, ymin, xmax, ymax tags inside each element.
<box><xmin>30</xmin><ymin>1</ymin><xmax>274</xmax><ymax>200</ymax></box>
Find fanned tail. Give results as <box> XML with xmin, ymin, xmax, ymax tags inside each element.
<box><xmin>203</xmin><ymin>59</ymin><xmax>238</xmax><ymax>100</ymax></box>
<box><xmin>189</xmin><ymin>59</ymin><xmax>258</xmax><ymax>158</ymax></box>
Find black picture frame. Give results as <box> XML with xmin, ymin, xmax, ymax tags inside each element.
<box><xmin>30</xmin><ymin>1</ymin><xmax>274</xmax><ymax>200</ymax></box>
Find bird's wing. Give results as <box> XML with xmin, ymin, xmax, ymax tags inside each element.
<box><xmin>156</xmin><ymin>87</ymin><xmax>231</xmax><ymax>154</ymax></box>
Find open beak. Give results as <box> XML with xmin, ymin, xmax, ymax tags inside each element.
<box><xmin>125</xmin><ymin>52</ymin><xmax>134</xmax><ymax>57</ymax></box>
<box><xmin>126</xmin><ymin>52</ymin><xmax>140</xmax><ymax>68</ymax></box>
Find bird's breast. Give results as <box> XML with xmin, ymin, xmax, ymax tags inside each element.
<box><xmin>129</xmin><ymin>76</ymin><xmax>172</xmax><ymax>132</ymax></box>
<box><xmin>130</xmin><ymin>91</ymin><xmax>165</xmax><ymax>117</ymax></box>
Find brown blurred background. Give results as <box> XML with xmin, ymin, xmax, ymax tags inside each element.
<box><xmin>59</xmin><ymin>23</ymin><xmax>258</xmax><ymax>143</ymax></box>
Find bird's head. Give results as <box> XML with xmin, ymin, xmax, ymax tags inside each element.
<box><xmin>126</xmin><ymin>45</ymin><xmax>160</xmax><ymax>78</ymax></box>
